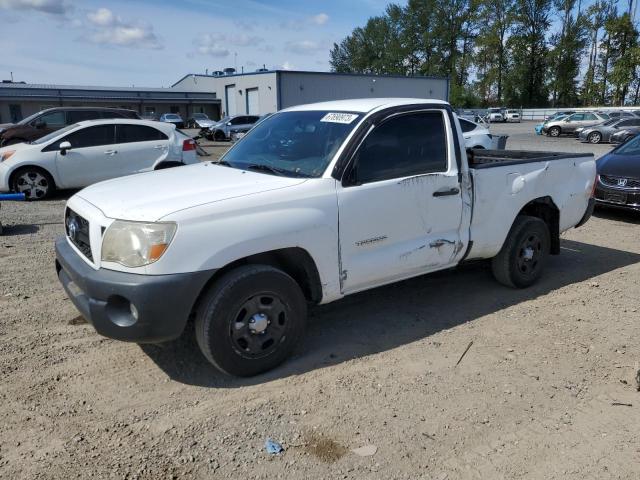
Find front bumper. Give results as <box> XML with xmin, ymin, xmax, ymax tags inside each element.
<box><xmin>594</xmin><ymin>185</ymin><xmax>640</xmax><ymax>212</ymax></box>
<box><xmin>55</xmin><ymin>237</ymin><xmax>214</xmax><ymax>343</ymax></box>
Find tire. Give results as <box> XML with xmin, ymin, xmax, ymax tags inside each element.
<box><xmin>587</xmin><ymin>131</ymin><xmax>602</xmax><ymax>144</ymax></box>
<box><xmin>491</xmin><ymin>215</ymin><xmax>550</xmax><ymax>288</ymax></box>
<box><xmin>11</xmin><ymin>167</ymin><xmax>55</xmax><ymax>200</ymax></box>
<box><xmin>195</xmin><ymin>265</ymin><xmax>307</xmax><ymax>376</ymax></box>
<box><xmin>213</xmin><ymin>130</ymin><xmax>226</xmax><ymax>141</ymax></box>
<box><xmin>548</xmin><ymin>126</ymin><xmax>561</xmax><ymax>137</ymax></box>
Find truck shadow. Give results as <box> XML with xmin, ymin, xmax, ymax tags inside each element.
<box><xmin>140</xmin><ymin>238</ymin><xmax>640</xmax><ymax>388</ymax></box>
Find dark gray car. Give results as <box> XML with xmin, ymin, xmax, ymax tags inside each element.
<box><xmin>204</xmin><ymin>115</ymin><xmax>261</xmax><ymax>141</ymax></box>
<box><xmin>580</xmin><ymin>117</ymin><xmax>640</xmax><ymax>144</ymax></box>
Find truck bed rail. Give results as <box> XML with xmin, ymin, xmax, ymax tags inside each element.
<box><xmin>468</xmin><ymin>149</ymin><xmax>592</xmax><ymax>169</ymax></box>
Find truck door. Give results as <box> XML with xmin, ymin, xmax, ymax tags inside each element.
<box><xmin>336</xmin><ymin>110</ymin><xmax>465</xmax><ymax>294</ymax></box>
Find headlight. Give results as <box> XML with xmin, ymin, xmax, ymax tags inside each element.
<box><xmin>0</xmin><ymin>150</ymin><xmax>15</xmax><ymax>162</ymax></box>
<box><xmin>101</xmin><ymin>220</ymin><xmax>176</xmax><ymax>267</ymax></box>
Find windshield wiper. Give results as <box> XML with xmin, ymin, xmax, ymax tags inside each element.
<box><xmin>245</xmin><ymin>164</ymin><xmax>310</xmax><ymax>178</ymax></box>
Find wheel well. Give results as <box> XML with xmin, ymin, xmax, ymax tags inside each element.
<box><xmin>154</xmin><ymin>161</ymin><xmax>183</xmax><ymax>170</ymax></box>
<box><xmin>517</xmin><ymin>196</ymin><xmax>560</xmax><ymax>254</ymax></box>
<box><xmin>9</xmin><ymin>165</ymin><xmax>56</xmax><ymax>190</ymax></box>
<box><xmin>194</xmin><ymin>247</ymin><xmax>323</xmax><ymax>308</ymax></box>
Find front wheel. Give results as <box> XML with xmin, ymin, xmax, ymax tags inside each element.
<box><xmin>548</xmin><ymin>126</ymin><xmax>561</xmax><ymax>137</ymax></box>
<box><xmin>491</xmin><ymin>216</ymin><xmax>550</xmax><ymax>288</ymax></box>
<box><xmin>195</xmin><ymin>265</ymin><xmax>307</xmax><ymax>376</ymax></box>
<box><xmin>11</xmin><ymin>167</ymin><xmax>55</xmax><ymax>200</ymax></box>
<box><xmin>588</xmin><ymin>132</ymin><xmax>602</xmax><ymax>144</ymax></box>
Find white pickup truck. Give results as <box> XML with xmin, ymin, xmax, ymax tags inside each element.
<box><xmin>55</xmin><ymin>99</ymin><xmax>596</xmax><ymax>376</ymax></box>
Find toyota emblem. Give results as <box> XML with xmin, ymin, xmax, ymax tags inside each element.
<box><xmin>617</xmin><ymin>178</ymin><xmax>628</xmax><ymax>187</ymax></box>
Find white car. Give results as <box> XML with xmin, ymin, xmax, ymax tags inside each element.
<box><xmin>487</xmin><ymin>108</ymin><xmax>504</xmax><ymax>122</ymax></box>
<box><xmin>505</xmin><ymin>109</ymin><xmax>521</xmax><ymax>123</ymax></box>
<box><xmin>459</xmin><ymin>117</ymin><xmax>505</xmax><ymax>149</ymax></box>
<box><xmin>0</xmin><ymin>119</ymin><xmax>198</xmax><ymax>199</ymax></box>
<box><xmin>56</xmin><ymin>98</ymin><xmax>595</xmax><ymax>376</ymax></box>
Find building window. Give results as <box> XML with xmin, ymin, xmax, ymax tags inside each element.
<box><xmin>9</xmin><ymin>104</ymin><xmax>23</xmax><ymax>123</ymax></box>
<box><xmin>144</xmin><ymin>106</ymin><xmax>156</xmax><ymax>115</ymax></box>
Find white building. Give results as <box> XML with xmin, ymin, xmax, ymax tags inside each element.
<box><xmin>172</xmin><ymin>70</ymin><xmax>450</xmax><ymax>118</ymax></box>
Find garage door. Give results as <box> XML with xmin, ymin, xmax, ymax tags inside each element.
<box><xmin>225</xmin><ymin>84</ymin><xmax>236</xmax><ymax>116</ymax></box>
<box><xmin>246</xmin><ymin>88</ymin><xmax>259</xmax><ymax>115</ymax></box>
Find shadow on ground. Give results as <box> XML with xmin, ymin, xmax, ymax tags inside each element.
<box><xmin>594</xmin><ymin>205</ymin><xmax>640</xmax><ymax>224</ymax></box>
<box><xmin>141</xmin><ymin>238</ymin><xmax>640</xmax><ymax>388</ymax></box>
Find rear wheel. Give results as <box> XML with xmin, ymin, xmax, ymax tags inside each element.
<box><xmin>11</xmin><ymin>167</ymin><xmax>55</xmax><ymax>200</ymax></box>
<box><xmin>491</xmin><ymin>216</ymin><xmax>550</xmax><ymax>288</ymax></box>
<box><xmin>548</xmin><ymin>126</ymin><xmax>561</xmax><ymax>137</ymax></box>
<box><xmin>195</xmin><ymin>265</ymin><xmax>307</xmax><ymax>376</ymax></box>
<box><xmin>213</xmin><ymin>130</ymin><xmax>226</xmax><ymax>141</ymax></box>
<box><xmin>587</xmin><ymin>131</ymin><xmax>602</xmax><ymax>144</ymax></box>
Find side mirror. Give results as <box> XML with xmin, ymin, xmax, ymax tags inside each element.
<box><xmin>59</xmin><ymin>141</ymin><xmax>71</xmax><ymax>155</ymax></box>
<box><xmin>35</xmin><ymin>120</ymin><xmax>46</xmax><ymax>129</ymax></box>
<box><xmin>564</xmin><ymin>119</ymin><xmax>571</xmax><ymax>123</ymax></box>
<box><xmin>227</xmin><ymin>122</ymin><xmax>232</xmax><ymax>126</ymax></box>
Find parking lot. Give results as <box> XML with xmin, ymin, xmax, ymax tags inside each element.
<box><xmin>1</xmin><ymin>122</ymin><xmax>640</xmax><ymax>479</ymax></box>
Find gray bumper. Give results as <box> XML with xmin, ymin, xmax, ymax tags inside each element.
<box><xmin>55</xmin><ymin>237</ymin><xmax>214</xmax><ymax>343</ymax></box>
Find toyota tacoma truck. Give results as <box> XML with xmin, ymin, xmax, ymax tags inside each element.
<box><xmin>55</xmin><ymin>99</ymin><xmax>596</xmax><ymax>376</ymax></box>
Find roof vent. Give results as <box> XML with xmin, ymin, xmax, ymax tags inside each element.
<box><xmin>223</xmin><ymin>68</ymin><xmax>236</xmax><ymax>75</ymax></box>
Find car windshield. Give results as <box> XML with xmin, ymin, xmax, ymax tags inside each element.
<box><xmin>220</xmin><ymin>110</ymin><xmax>362</xmax><ymax>178</ymax></box>
<box><xmin>165</xmin><ymin>114</ymin><xmax>180</xmax><ymax>120</ymax></box>
<box><xmin>614</xmin><ymin>134</ymin><xmax>640</xmax><ymax>155</ymax></box>
<box><xmin>17</xmin><ymin>111</ymin><xmax>47</xmax><ymax>126</ymax></box>
<box><xmin>31</xmin><ymin>124</ymin><xmax>78</xmax><ymax>145</ymax></box>
<box><xmin>602</xmin><ymin>119</ymin><xmax>618</xmax><ymax>126</ymax></box>
<box><xmin>193</xmin><ymin>113</ymin><xmax>208</xmax><ymax>119</ymax></box>
<box><xmin>599</xmin><ymin>113</ymin><xmax>610</xmax><ymax>119</ymax></box>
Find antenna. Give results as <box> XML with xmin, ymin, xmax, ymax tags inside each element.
<box><xmin>10</xmin><ymin>71</ymin><xmax>13</xmax><ymax>82</ymax></box>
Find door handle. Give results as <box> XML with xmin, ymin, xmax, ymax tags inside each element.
<box><xmin>433</xmin><ymin>187</ymin><xmax>460</xmax><ymax>197</ymax></box>
<box><xmin>153</xmin><ymin>145</ymin><xmax>166</xmax><ymax>149</ymax></box>
<box><xmin>104</xmin><ymin>150</ymin><xmax>118</xmax><ymax>155</ymax></box>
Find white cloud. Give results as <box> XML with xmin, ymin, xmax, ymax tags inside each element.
<box><xmin>192</xmin><ymin>32</ymin><xmax>263</xmax><ymax>58</ymax></box>
<box><xmin>285</xmin><ymin>40</ymin><xmax>326</xmax><ymax>55</ymax></box>
<box><xmin>85</xmin><ymin>8</ymin><xmax>162</xmax><ymax>49</ymax></box>
<box><xmin>281</xmin><ymin>61</ymin><xmax>295</xmax><ymax>70</ymax></box>
<box><xmin>311</xmin><ymin>13</ymin><xmax>329</xmax><ymax>25</ymax></box>
<box><xmin>0</xmin><ymin>0</ymin><xmax>70</xmax><ymax>15</ymax></box>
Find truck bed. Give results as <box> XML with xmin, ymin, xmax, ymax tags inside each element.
<box><xmin>468</xmin><ymin>149</ymin><xmax>590</xmax><ymax>169</ymax></box>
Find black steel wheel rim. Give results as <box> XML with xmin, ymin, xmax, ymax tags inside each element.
<box><xmin>228</xmin><ymin>293</ymin><xmax>289</xmax><ymax>359</ymax></box>
<box><xmin>516</xmin><ymin>233</ymin><xmax>543</xmax><ymax>277</ymax></box>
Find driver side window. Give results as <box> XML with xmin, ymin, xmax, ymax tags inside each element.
<box><xmin>352</xmin><ymin>111</ymin><xmax>448</xmax><ymax>184</ymax></box>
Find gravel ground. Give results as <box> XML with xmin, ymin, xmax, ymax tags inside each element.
<box><xmin>1</xmin><ymin>125</ymin><xmax>640</xmax><ymax>479</ymax></box>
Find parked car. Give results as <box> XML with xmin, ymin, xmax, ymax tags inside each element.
<box><xmin>601</xmin><ymin>110</ymin><xmax>639</xmax><ymax>120</ymax></box>
<box><xmin>594</xmin><ymin>136</ymin><xmax>640</xmax><ymax>211</ymax></box>
<box><xmin>487</xmin><ymin>108</ymin><xmax>505</xmax><ymax>122</ymax></box>
<box><xmin>536</xmin><ymin>114</ymin><xmax>570</xmax><ymax>135</ymax></box>
<box><xmin>611</xmin><ymin>127</ymin><xmax>640</xmax><ymax>144</ymax></box>
<box><xmin>186</xmin><ymin>113</ymin><xmax>216</xmax><ymax>129</ymax></box>
<box><xmin>55</xmin><ymin>98</ymin><xmax>595</xmax><ymax>376</ymax></box>
<box><xmin>579</xmin><ymin>117</ymin><xmax>640</xmax><ymax>144</ymax></box>
<box><xmin>504</xmin><ymin>109</ymin><xmax>521</xmax><ymax>123</ymax></box>
<box><xmin>203</xmin><ymin>115</ymin><xmax>261</xmax><ymax>141</ymax></box>
<box><xmin>0</xmin><ymin>107</ymin><xmax>140</xmax><ymax>147</ymax></box>
<box><xmin>0</xmin><ymin>119</ymin><xmax>197</xmax><ymax>200</ymax></box>
<box><xmin>542</xmin><ymin>111</ymin><xmax>609</xmax><ymax>137</ymax></box>
<box><xmin>458</xmin><ymin>118</ymin><xmax>507</xmax><ymax>149</ymax></box>
<box><xmin>159</xmin><ymin>113</ymin><xmax>184</xmax><ymax>129</ymax></box>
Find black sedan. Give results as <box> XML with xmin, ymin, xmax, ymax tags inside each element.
<box><xmin>595</xmin><ymin>137</ymin><xmax>640</xmax><ymax>211</ymax></box>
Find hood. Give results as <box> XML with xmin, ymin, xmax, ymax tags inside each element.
<box><xmin>0</xmin><ymin>141</ymin><xmax>38</xmax><ymax>156</ymax></box>
<box><xmin>597</xmin><ymin>152</ymin><xmax>640</xmax><ymax>178</ymax></box>
<box><xmin>76</xmin><ymin>162</ymin><xmax>307</xmax><ymax>222</ymax></box>
<box><xmin>196</xmin><ymin>120</ymin><xmax>216</xmax><ymax>127</ymax></box>
<box><xmin>0</xmin><ymin>122</ymin><xmax>15</xmax><ymax>131</ymax></box>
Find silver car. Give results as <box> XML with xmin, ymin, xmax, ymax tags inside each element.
<box><xmin>542</xmin><ymin>112</ymin><xmax>609</xmax><ymax>137</ymax></box>
<box><xmin>579</xmin><ymin>117</ymin><xmax>640</xmax><ymax>144</ymax></box>
<box><xmin>204</xmin><ymin>115</ymin><xmax>261</xmax><ymax>141</ymax></box>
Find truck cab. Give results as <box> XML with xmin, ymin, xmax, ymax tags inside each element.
<box><xmin>56</xmin><ymin>98</ymin><xmax>596</xmax><ymax>376</ymax></box>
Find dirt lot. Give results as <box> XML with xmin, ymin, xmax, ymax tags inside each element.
<box><xmin>1</xmin><ymin>125</ymin><xmax>640</xmax><ymax>479</ymax></box>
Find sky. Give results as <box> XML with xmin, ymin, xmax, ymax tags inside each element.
<box><xmin>0</xmin><ymin>0</ymin><xmax>403</xmax><ymax>88</ymax></box>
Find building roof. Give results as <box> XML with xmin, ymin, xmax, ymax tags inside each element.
<box><xmin>171</xmin><ymin>69</ymin><xmax>448</xmax><ymax>87</ymax></box>
<box><xmin>0</xmin><ymin>82</ymin><xmax>219</xmax><ymax>103</ymax></box>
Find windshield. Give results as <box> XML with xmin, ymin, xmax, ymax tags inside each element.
<box><xmin>615</xmin><ymin>134</ymin><xmax>640</xmax><ymax>155</ymax></box>
<box><xmin>599</xmin><ymin>113</ymin><xmax>610</xmax><ymax>119</ymax></box>
<box><xmin>220</xmin><ymin>110</ymin><xmax>362</xmax><ymax>178</ymax></box>
<box><xmin>31</xmin><ymin>124</ymin><xmax>78</xmax><ymax>145</ymax></box>
<box><xmin>17</xmin><ymin>111</ymin><xmax>47</xmax><ymax>126</ymax></box>
<box><xmin>165</xmin><ymin>114</ymin><xmax>180</xmax><ymax>120</ymax></box>
<box><xmin>193</xmin><ymin>113</ymin><xmax>208</xmax><ymax>119</ymax></box>
<box><xmin>602</xmin><ymin>119</ymin><xmax>618</xmax><ymax>126</ymax></box>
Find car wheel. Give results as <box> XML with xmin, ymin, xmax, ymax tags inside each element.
<box><xmin>213</xmin><ymin>130</ymin><xmax>226</xmax><ymax>141</ymax></box>
<box><xmin>195</xmin><ymin>265</ymin><xmax>307</xmax><ymax>376</ymax></box>
<box><xmin>588</xmin><ymin>132</ymin><xmax>602</xmax><ymax>144</ymax></box>
<box><xmin>11</xmin><ymin>167</ymin><xmax>55</xmax><ymax>200</ymax></box>
<box><xmin>548</xmin><ymin>126</ymin><xmax>561</xmax><ymax>137</ymax></box>
<box><xmin>491</xmin><ymin>215</ymin><xmax>550</xmax><ymax>288</ymax></box>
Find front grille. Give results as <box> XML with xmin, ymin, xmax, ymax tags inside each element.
<box><xmin>599</xmin><ymin>174</ymin><xmax>640</xmax><ymax>190</ymax></box>
<box><xmin>65</xmin><ymin>209</ymin><xmax>92</xmax><ymax>261</ymax></box>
